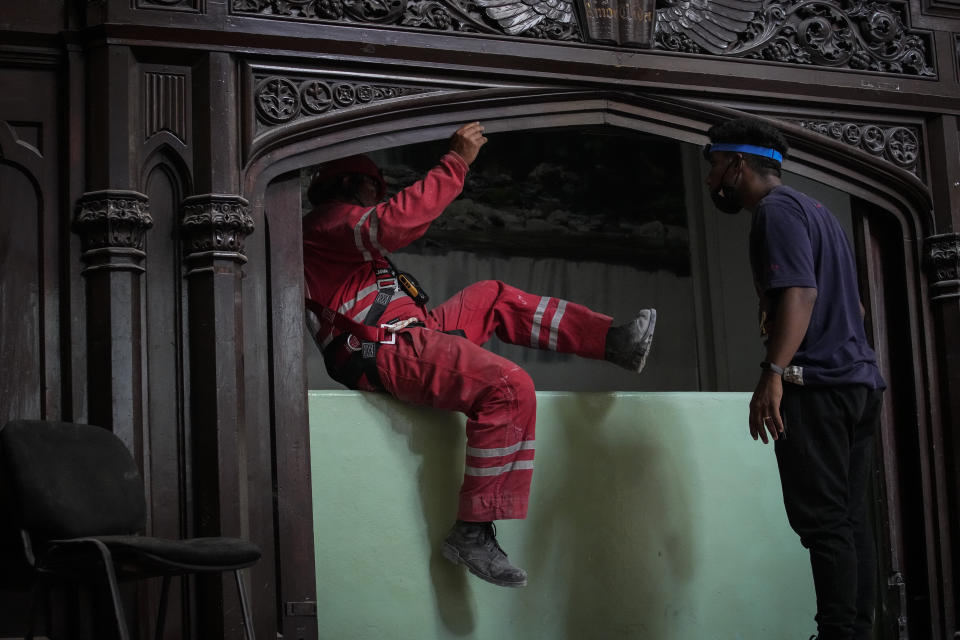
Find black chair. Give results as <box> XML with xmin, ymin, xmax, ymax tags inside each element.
<box><xmin>0</xmin><ymin>419</ymin><xmax>261</xmax><ymax>640</ymax></box>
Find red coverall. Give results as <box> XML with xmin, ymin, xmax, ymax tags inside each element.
<box><xmin>303</xmin><ymin>151</ymin><xmax>613</xmax><ymax>521</ymax></box>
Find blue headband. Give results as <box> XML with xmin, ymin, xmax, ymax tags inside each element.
<box><xmin>706</xmin><ymin>143</ymin><xmax>783</xmax><ymax>163</ymax></box>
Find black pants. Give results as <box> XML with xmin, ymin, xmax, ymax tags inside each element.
<box><xmin>775</xmin><ymin>384</ymin><xmax>884</xmax><ymax>640</ymax></box>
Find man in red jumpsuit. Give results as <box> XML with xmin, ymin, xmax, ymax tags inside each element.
<box><xmin>303</xmin><ymin>122</ymin><xmax>656</xmax><ymax>588</ymax></box>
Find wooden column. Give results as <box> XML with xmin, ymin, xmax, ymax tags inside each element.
<box><xmin>924</xmin><ymin>114</ymin><xmax>960</xmax><ymax>639</ymax></box>
<box><xmin>73</xmin><ymin>190</ymin><xmax>152</xmax><ymax>452</ymax></box>
<box><xmin>180</xmin><ymin>194</ymin><xmax>254</xmax><ymax>639</ymax></box>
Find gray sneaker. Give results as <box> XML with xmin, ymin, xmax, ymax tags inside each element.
<box><xmin>441</xmin><ymin>521</ymin><xmax>527</xmax><ymax>588</ymax></box>
<box><xmin>604</xmin><ymin>309</ymin><xmax>657</xmax><ymax>373</ymax></box>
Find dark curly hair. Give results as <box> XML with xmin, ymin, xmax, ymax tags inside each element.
<box><xmin>706</xmin><ymin>117</ymin><xmax>789</xmax><ymax>177</ymax></box>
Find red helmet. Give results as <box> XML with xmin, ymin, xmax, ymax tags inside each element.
<box><xmin>308</xmin><ymin>154</ymin><xmax>386</xmax><ymax>204</ymax></box>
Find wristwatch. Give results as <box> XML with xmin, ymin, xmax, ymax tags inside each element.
<box><xmin>760</xmin><ymin>361</ymin><xmax>785</xmax><ymax>376</ymax></box>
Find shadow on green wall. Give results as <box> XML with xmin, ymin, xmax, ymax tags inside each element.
<box><xmin>362</xmin><ymin>393</ymin><xmax>480</xmax><ymax>635</ymax></box>
<box><xmin>522</xmin><ymin>394</ymin><xmax>696</xmax><ymax>639</ymax></box>
<box><xmin>358</xmin><ymin>392</ymin><xmax>697</xmax><ymax>638</ymax></box>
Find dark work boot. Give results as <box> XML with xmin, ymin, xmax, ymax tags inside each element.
<box><xmin>604</xmin><ymin>309</ymin><xmax>657</xmax><ymax>373</ymax></box>
<box><xmin>441</xmin><ymin>521</ymin><xmax>527</xmax><ymax>588</ymax></box>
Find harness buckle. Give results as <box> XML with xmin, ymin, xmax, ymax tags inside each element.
<box><xmin>379</xmin><ymin>325</ymin><xmax>397</xmax><ymax>344</ymax></box>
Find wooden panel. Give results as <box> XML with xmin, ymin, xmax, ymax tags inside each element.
<box><xmin>0</xmin><ymin>65</ymin><xmax>60</xmax><ymax>423</ymax></box>
<box><xmin>242</xmin><ymin>171</ymin><xmax>316</xmax><ymax>640</ymax></box>
<box><xmin>143</xmin><ymin>162</ymin><xmax>192</xmax><ymax>639</ymax></box>
<box><xmin>0</xmin><ymin>62</ymin><xmax>62</xmax><ymax>638</ymax></box>
<box><xmin>265</xmin><ymin>173</ymin><xmax>317</xmax><ymax>640</ymax></box>
<box><xmin>0</xmin><ymin>162</ymin><xmax>42</xmax><ymax>424</ymax></box>
<box><xmin>856</xmin><ymin>203</ymin><xmax>938</xmax><ymax>640</ymax></box>
<box><xmin>241</xmin><ymin>189</ymin><xmax>281</xmax><ymax>639</ymax></box>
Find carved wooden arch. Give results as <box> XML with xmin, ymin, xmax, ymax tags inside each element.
<box><xmin>243</xmin><ymin>87</ymin><xmax>933</xmax><ymax>229</ymax></box>
<box><xmin>142</xmin><ymin>141</ymin><xmax>194</xmax><ymax>200</ymax></box>
<box><xmin>242</xmin><ymin>86</ymin><xmax>938</xmax><ymax>437</ymax></box>
<box><xmin>0</xmin><ymin>121</ymin><xmax>46</xmax><ymax>208</ymax></box>
<box><xmin>242</xmin><ymin>89</ymin><xmax>946</xmax><ymax>638</ymax></box>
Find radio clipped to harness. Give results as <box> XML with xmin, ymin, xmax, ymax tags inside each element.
<box><xmin>396</xmin><ymin>270</ymin><xmax>429</xmax><ymax>306</ymax></box>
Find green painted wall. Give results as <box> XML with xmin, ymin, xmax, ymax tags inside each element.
<box><xmin>309</xmin><ymin>391</ymin><xmax>816</xmax><ymax>640</ymax></box>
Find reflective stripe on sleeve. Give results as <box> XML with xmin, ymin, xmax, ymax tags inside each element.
<box><xmin>353</xmin><ymin>208</ymin><xmax>376</xmax><ymax>261</ymax></box>
<box><xmin>367</xmin><ymin>209</ymin><xmax>388</xmax><ymax>256</ymax></box>
<box><xmin>547</xmin><ymin>299</ymin><xmax>568</xmax><ymax>352</ymax></box>
<box><xmin>530</xmin><ymin>296</ymin><xmax>550</xmax><ymax>348</ymax></box>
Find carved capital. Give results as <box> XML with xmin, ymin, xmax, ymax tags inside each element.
<box><xmin>73</xmin><ymin>190</ymin><xmax>153</xmax><ymax>272</ymax></box>
<box><xmin>926</xmin><ymin>232</ymin><xmax>960</xmax><ymax>301</ymax></box>
<box><xmin>180</xmin><ymin>194</ymin><xmax>255</xmax><ymax>268</ymax></box>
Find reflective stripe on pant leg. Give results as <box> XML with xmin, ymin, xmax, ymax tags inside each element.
<box><xmin>428</xmin><ymin>280</ymin><xmax>611</xmax><ymax>359</ymax></box>
<box><xmin>374</xmin><ymin>328</ymin><xmax>537</xmax><ymax>521</ymax></box>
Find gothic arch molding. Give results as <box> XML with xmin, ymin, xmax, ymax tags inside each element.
<box><xmin>240</xmin><ymin>87</ymin><xmax>948</xmax><ymax>637</ymax></box>
<box><xmin>243</xmin><ymin>88</ymin><xmax>934</xmax><ymax>240</ymax></box>
<box><xmin>142</xmin><ymin>142</ymin><xmax>193</xmax><ymax>201</ymax></box>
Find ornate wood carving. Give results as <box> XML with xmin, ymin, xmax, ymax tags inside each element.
<box><xmin>791</xmin><ymin>118</ymin><xmax>922</xmax><ymax>178</ymax></box>
<box><xmin>180</xmin><ymin>194</ymin><xmax>255</xmax><ymax>267</ymax></box>
<box><xmin>657</xmin><ymin>1</ymin><xmax>935</xmax><ymax>76</ymax></box>
<box><xmin>135</xmin><ymin>0</ymin><xmax>203</xmax><ymax>12</ymax></box>
<box><xmin>926</xmin><ymin>232</ymin><xmax>960</xmax><ymax>301</ymax></box>
<box><xmin>73</xmin><ymin>190</ymin><xmax>153</xmax><ymax>270</ymax></box>
<box><xmin>144</xmin><ymin>72</ymin><xmax>187</xmax><ymax>143</ymax></box>
<box><xmin>253</xmin><ymin>73</ymin><xmax>437</xmax><ymax>131</ymax></box>
<box><xmin>232</xmin><ymin>0</ymin><xmax>579</xmax><ymax>40</ymax></box>
<box><xmin>232</xmin><ymin>1</ymin><xmax>935</xmax><ymax>76</ymax></box>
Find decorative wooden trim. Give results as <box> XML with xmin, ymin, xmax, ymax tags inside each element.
<box><xmin>231</xmin><ymin>0</ymin><xmax>581</xmax><ymax>41</ymax></box>
<box><xmin>926</xmin><ymin>232</ymin><xmax>960</xmax><ymax>301</ymax></box>
<box><xmin>180</xmin><ymin>194</ymin><xmax>255</xmax><ymax>268</ymax></box>
<box><xmin>0</xmin><ymin>45</ymin><xmax>61</xmax><ymax>69</ymax></box>
<box><xmin>252</xmin><ymin>72</ymin><xmax>439</xmax><ymax>132</ymax></box>
<box><xmin>231</xmin><ymin>0</ymin><xmax>936</xmax><ymax>76</ymax></box>
<box><xmin>135</xmin><ymin>0</ymin><xmax>204</xmax><ymax>13</ymax></box>
<box><xmin>144</xmin><ymin>71</ymin><xmax>188</xmax><ymax>143</ymax></box>
<box><xmin>73</xmin><ymin>190</ymin><xmax>153</xmax><ymax>272</ymax></box>
<box><xmin>788</xmin><ymin>118</ymin><xmax>923</xmax><ymax>179</ymax></box>
<box><xmin>658</xmin><ymin>0</ymin><xmax>935</xmax><ymax>77</ymax></box>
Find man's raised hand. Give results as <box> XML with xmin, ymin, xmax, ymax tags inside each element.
<box><xmin>449</xmin><ymin>122</ymin><xmax>488</xmax><ymax>166</ymax></box>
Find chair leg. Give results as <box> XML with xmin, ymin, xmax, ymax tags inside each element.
<box><xmin>25</xmin><ymin>577</ymin><xmax>43</xmax><ymax>640</ymax></box>
<box><xmin>90</xmin><ymin>540</ymin><xmax>132</xmax><ymax>640</ymax></box>
<box><xmin>234</xmin><ymin>569</ymin><xmax>256</xmax><ymax>640</ymax></box>
<box><xmin>154</xmin><ymin>575</ymin><xmax>172</xmax><ymax>640</ymax></box>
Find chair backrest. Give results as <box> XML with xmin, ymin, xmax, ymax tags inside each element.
<box><xmin>0</xmin><ymin>420</ymin><xmax>146</xmax><ymax>540</ymax></box>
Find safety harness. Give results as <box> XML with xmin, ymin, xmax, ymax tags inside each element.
<box><xmin>306</xmin><ymin>258</ymin><xmax>427</xmax><ymax>391</ymax></box>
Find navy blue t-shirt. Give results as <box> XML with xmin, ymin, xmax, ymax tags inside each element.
<box><xmin>750</xmin><ymin>185</ymin><xmax>885</xmax><ymax>389</ymax></box>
